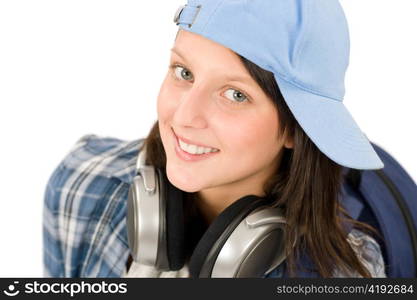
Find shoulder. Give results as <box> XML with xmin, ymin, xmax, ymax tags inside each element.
<box><xmin>47</xmin><ymin>134</ymin><xmax>144</xmax><ymax>193</ymax></box>
<box><xmin>43</xmin><ymin>134</ymin><xmax>144</xmax><ymax>276</ymax></box>
<box><xmin>58</xmin><ymin>134</ymin><xmax>143</xmax><ymax>180</ymax></box>
<box><xmin>45</xmin><ymin>133</ymin><xmax>145</xmax><ymax>220</ymax></box>
<box><xmin>334</xmin><ymin>228</ymin><xmax>386</xmax><ymax>277</ymax></box>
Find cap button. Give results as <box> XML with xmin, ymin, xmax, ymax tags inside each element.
<box><xmin>173</xmin><ymin>4</ymin><xmax>186</xmax><ymax>25</ymax></box>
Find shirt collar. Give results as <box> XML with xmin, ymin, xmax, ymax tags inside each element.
<box><xmin>109</xmin><ymin>138</ymin><xmax>144</xmax><ymax>184</ymax></box>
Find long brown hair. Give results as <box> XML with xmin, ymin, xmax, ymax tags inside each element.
<box><xmin>142</xmin><ymin>51</ymin><xmax>382</xmax><ymax>277</ymax></box>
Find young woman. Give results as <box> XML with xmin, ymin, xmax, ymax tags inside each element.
<box><xmin>43</xmin><ymin>0</ymin><xmax>386</xmax><ymax>278</ymax></box>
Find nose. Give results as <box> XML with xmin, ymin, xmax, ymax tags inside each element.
<box><xmin>172</xmin><ymin>84</ymin><xmax>209</xmax><ymax>129</ymax></box>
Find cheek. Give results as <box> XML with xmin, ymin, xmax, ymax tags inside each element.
<box><xmin>217</xmin><ymin>111</ymin><xmax>280</xmax><ymax>157</ymax></box>
<box><xmin>157</xmin><ymin>77</ymin><xmax>178</xmax><ymax>121</ymax></box>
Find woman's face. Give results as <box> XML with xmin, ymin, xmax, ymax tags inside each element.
<box><xmin>157</xmin><ymin>29</ymin><xmax>291</xmax><ymax>197</ymax></box>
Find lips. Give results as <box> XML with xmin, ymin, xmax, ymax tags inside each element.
<box><xmin>173</xmin><ymin>131</ymin><xmax>220</xmax><ymax>162</ymax></box>
<box><xmin>172</xmin><ymin>128</ymin><xmax>219</xmax><ymax>150</ymax></box>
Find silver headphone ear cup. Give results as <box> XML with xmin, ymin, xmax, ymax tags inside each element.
<box><xmin>211</xmin><ymin>206</ymin><xmax>287</xmax><ymax>277</ymax></box>
<box><xmin>189</xmin><ymin>195</ymin><xmax>269</xmax><ymax>278</ymax></box>
<box><xmin>189</xmin><ymin>194</ymin><xmax>288</xmax><ymax>278</ymax></box>
<box><xmin>127</xmin><ymin>176</ymin><xmax>140</xmax><ymax>261</ymax></box>
<box><xmin>126</xmin><ymin>165</ymin><xmax>186</xmax><ymax>271</ymax></box>
<box><xmin>126</xmin><ymin>165</ymin><xmax>162</xmax><ymax>267</ymax></box>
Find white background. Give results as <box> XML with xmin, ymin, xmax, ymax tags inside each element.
<box><xmin>0</xmin><ymin>0</ymin><xmax>416</xmax><ymax>277</ymax></box>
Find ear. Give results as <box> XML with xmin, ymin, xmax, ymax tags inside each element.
<box><xmin>284</xmin><ymin>138</ymin><xmax>293</xmax><ymax>149</ymax></box>
<box><xmin>282</xmin><ymin>128</ymin><xmax>293</xmax><ymax>149</ymax></box>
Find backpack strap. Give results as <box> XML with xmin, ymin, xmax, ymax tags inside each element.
<box><xmin>374</xmin><ymin>168</ymin><xmax>417</xmax><ymax>272</ymax></box>
<box><xmin>356</xmin><ymin>143</ymin><xmax>417</xmax><ymax>277</ymax></box>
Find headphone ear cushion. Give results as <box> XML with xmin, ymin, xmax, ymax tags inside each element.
<box><xmin>157</xmin><ymin>168</ymin><xmax>186</xmax><ymax>270</ymax></box>
<box><xmin>188</xmin><ymin>195</ymin><xmax>269</xmax><ymax>277</ymax></box>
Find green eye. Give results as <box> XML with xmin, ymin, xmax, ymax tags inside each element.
<box><xmin>224</xmin><ymin>88</ymin><xmax>248</xmax><ymax>103</ymax></box>
<box><xmin>173</xmin><ymin>65</ymin><xmax>193</xmax><ymax>81</ymax></box>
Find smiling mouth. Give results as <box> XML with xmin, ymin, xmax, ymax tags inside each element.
<box><xmin>171</xmin><ymin>128</ymin><xmax>220</xmax><ymax>158</ymax></box>
<box><xmin>177</xmin><ymin>138</ymin><xmax>219</xmax><ymax>155</ymax></box>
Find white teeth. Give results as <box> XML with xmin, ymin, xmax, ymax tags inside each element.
<box><xmin>178</xmin><ymin>139</ymin><xmax>219</xmax><ymax>155</ymax></box>
<box><xmin>188</xmin><ymin>144</ymin><xmax>197</xmax><ymax>153</ymax></box>
<box><xmin>196</xmin><ymin>146</ymin><xmax>205</xmax><ymax>154</ymax></box>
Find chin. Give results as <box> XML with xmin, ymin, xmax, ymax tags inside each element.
<box><xmin>165</xmin><ymin>166</ymin><xmax>202</xmax><ymax>193</ymax></box>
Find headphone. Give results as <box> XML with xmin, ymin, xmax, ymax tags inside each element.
<box><xmin>127</xmin><ymin>146</ymin><xmax>289</xmax><ymax>278</ymax></box>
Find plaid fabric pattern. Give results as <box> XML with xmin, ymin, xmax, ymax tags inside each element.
<box><xmin>42</xmin><ymin>134</ymin><xmax>386</xmax><ymax>278</ymax></box>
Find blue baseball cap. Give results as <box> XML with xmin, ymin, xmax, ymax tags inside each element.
<box><xmin>173</xmin><ymin>0</ymin><xmax>384</xmax><ymax>170</ymax></box>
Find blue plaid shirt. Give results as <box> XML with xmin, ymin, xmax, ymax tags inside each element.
<box><xmin>42</xmin><ymin>134</ymin><xmax>386</xmax><ymax>278</ymax></box>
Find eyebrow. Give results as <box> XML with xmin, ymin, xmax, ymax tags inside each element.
<box><xmin>170</xmin><ymin>47</ymin><xmax>254</xmax><ymax>85</ymax></box>
<box><xmin>170</xmin><ymin>47</ymin><xmax>187</xmax><ymax>61</ymax></box>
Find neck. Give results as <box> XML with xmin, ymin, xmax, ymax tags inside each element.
<box><xmin>194</xmin><ymin>170</ymin><xmax>272</xmax><ymax>226</ymax></box>
<box><xmin>192</xmin><ymin>148</ymin><xmax>284</xmax><ymax>226</ymax></box>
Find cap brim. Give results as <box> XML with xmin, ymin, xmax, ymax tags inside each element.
<box><xmin>274</xmin><ymin>74</ymin><xmax>384</xmax><ymax>170</ymax></box>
